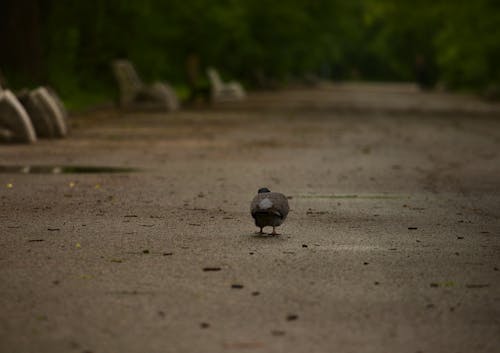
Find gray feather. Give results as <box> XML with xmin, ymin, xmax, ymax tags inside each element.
<box><xmin>250</xmin><ymin>191</ymin><xmax>289</xmax><ymax>228</ymax></box>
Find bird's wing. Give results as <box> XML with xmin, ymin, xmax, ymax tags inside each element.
<box><xmin>250</xmin><ymin>194</ymin><xmax>262</xmax><ymax>216</ymax></box>
<box><xmin>271</xmin><ymin>193</ymin><xmax>289</xmax><ymax>219</ymax></box>
<box><xmin>251</xmin><ymin>193</ymin><xmax>289</xmax><ymax>219</ymax></box>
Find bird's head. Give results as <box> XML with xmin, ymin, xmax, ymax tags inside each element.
<box><xmin>258</xmin><ymin>187</ymin><xmax>271</xmax><ymax>193</ymax></box>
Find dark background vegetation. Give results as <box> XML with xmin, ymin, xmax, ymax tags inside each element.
<box><xmin>1</xmin><ymin>0</ymin><xmax>499</xmax><ymax>108</ymax></box>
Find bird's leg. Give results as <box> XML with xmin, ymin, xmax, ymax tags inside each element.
<box><xmin>271</xmin><ymin>227</ymin><xmax>279</xmax><ymax>236</ymax></box>
<box><xmin>256</xmin><ymin>227</ymin><xmax>264</xmax><ymax>235</ymax></box>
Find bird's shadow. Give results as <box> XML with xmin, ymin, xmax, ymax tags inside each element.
<box><xmin>243</xmin><ymin>232</ymin><xmax>288</xmax><ymax>241</ymax></box>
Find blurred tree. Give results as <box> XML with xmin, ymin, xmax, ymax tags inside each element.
<box><xmin>0</xmin><ymin>0</ymin><xmax>44</xmax><ymax>85</ymax></box>
<box><xmin>434</xmin><ymin>0</ymin><xmax>500</xmax><ymax>90</ymax></box>
<box><xmin>0</xmin><ymin>0</ymin><xmax>498</xmax><ymax>107</ymax></box>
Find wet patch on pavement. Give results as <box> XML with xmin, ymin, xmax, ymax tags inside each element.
<box><xmin>0</xmin><ymin>165</ymin><xmax>137</xmax><ymax>174</ymax></box>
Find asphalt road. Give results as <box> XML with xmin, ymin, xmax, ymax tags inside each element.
<box><xmin>1</xmin><ymin>83</ymin><xmax>499</xmax><ymax>353</ymax></box>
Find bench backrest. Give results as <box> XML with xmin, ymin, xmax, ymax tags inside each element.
<box><xmin>207</xmin><ymin>67</ymin><xmax>223</xmax><ymax>91</ymax></box>
<box><xmin>112</xmin><ymin>60</ymin><xmax>144</xmax><ymax>104</ymax></box>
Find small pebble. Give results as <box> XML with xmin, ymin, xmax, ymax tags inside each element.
<box><xmin>200</xmin><ymin>322</ymin><xmax>210</xmax><ymax>329</ymax></box>
<box><xmin>231</xmin><ymin>284</ymin><xmax>244</xmax><ymax>289</ymax></box>
<box><xmin>142</xmin><ymin>249</ymin><xmax>150</xmax><ymax>254</ymax></box>
<box><xmin>286</xmin><ymin>314</ymin><xmax>298</xmax><ymax>321</ymax></box>
<box><xmin>302</xmin><ymin>244</ymin><xmax>308</xmax><ymax>248</ymax></box>
<box><xmin>251</xmin><ymin>291</ymin><xmax>260</xmax><ymax>296</ymax></box>
<box><xmin>203</xmin><ymin>267</ymin><xmax>221</xmax><ymax>272</ymax></box>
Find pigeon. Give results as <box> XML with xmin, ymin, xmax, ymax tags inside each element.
<box><xmin>250</xmin><ymin>187</ymin><xmax>289</xmax><ymax>235</ymax></box>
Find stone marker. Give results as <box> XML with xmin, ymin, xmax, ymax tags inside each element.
<box><xmin>0</xmin><ymin>90</ymin><xmax>37</xmax><ymax>143</ymax></box>
<box><xmin>206</xmin><ymin>67</ymin><xmax>246</xmax><ymax>103</ymax></box>
<box><xmin>46</xmin><ymin>86</ymin><xmax>69</xmax><ymax>125</ymax></box>
<box><xmin>112</xmin><ymin>60</ymin><xmax>179</xmax><ymax>112</ymax></box>
<box><xmin>18</xmin><ymin>87</ymin><xmax>68</xmax><ymax>138</ymax></box>
<box><xmin>35</xmin><ymin>87</ymin><xmax>68</xmax><ymax>138</ymax></box>
<box><xmin>17</xmin><ymin>89</ymin><xmax>56</xmax><ymax>138</ymax></box>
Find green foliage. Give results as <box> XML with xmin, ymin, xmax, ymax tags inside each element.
<box><xmin>434</xmin><ymin>0</ymin><xmax>500</xmax><ymax>89</ymax></box>
<box><xmin>1</xmin><ymin>0</ymin><xmax>499</xmax><ymax>108</ymax></box>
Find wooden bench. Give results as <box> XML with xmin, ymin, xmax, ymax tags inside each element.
<box><xmin>112</xmin><ymin>60</ymin><xmax>179</xmax><ymax>111</ymax></box>
<box><xmin>206</xmin><ymin>67</ymin><xmax>246</xmax><ymax>102</ymax></box>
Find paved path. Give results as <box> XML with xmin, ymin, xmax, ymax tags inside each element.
<box><xmin>1</xmin><ymin>83</ymin><xmax>499</xmax><ymax>353</ymax></box>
